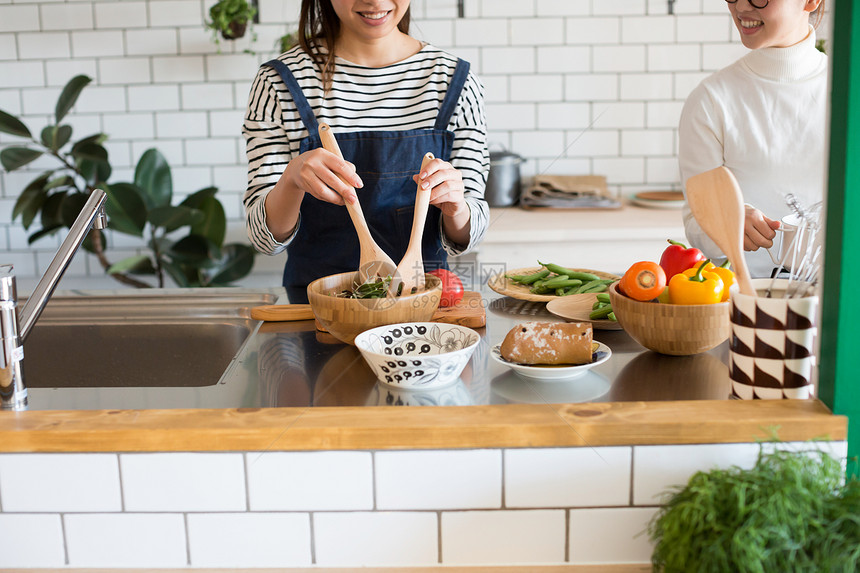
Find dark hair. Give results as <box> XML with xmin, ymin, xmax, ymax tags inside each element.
<box><xmin>298</xmin><ymin>0</ymin><xmax>411</xmax><ymax>92</ymax></box>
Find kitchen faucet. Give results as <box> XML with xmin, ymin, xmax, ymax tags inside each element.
<box><xmin>0</xmin><ymin>189</ymin><xmax>107</xmax><ymax>410</ymax></box>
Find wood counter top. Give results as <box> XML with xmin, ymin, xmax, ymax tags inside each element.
<box><xmin>0</xmin><ymin>399</ymin><xmax>845</xmax><ymax>452</ymax></box>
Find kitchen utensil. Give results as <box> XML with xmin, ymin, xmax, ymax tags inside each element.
<box><xmin>306</xmin><ymin>271</ymin><xmax>442</xmax><ymax>345</ymax></box>
<box><xmin>608</xmin><ymin>282</ymin><xmax>729</xmax><ymax>356</ymax></box>
<box><xmin>251</xmin><ymin>291</ymin><xmax>487</xmax><ymax>328</ymax></box>
<box><xmin>545</xmin><ymin>294</ymin><xmax>623</xmax><ymax>330</ymax></box>
<box><xmin>387</xmin><ymin>152</ymin><xmax>436</xmax><ymax>297</ymax></box>
<box><xmin>486</xmin><ymin>267</ymin><xmax>620</xmax><ymax>303</ymax></box>
<box><xmin>318</xmin><ymin>123</ymin><xmax>396</xmax><ymax>286</ymax></box>
<box><xmin>684</xmin><ymin>166</ymin><xmax>756</xmax><ymax>296</ymax></box>
<box><xmin>485</xmin><ymin>148</ymin><xmax>525</xmax><ymax>207</ymax></box>
<box><xmin>354</xmin><ymin>322</ymin><xmax>481</xmax><ymax>389</ymax></box>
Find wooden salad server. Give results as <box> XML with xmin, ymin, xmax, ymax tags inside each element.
<box><xmin>387</xmin><ymin>152</ymin><xmax>436</xmax><ymax>297</ymax></box>
<box><xmin>684</xmin><ymin>166</ymin><xmax>756</xmax><ymax>296</ymax></box>
<box><xmin>250</xmin><ymin>304</ymin><xmax>314</xmax><ymax>322</ymax></box>
<box><xmin>318</xmin><ymin>123</ymin><xmax>396</xmax><ymax>286</ymax></box>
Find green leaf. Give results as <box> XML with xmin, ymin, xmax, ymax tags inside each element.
<box><xmin>148</xmin><ymin>205</ymin><xmax>205</xmax><ymax>233</ymax></box>
<box><xmin>60</xmin><ymin>193</ymin><xmax>89</xmax><ymax>228</ymax></box>
<box><xmin>104</xmin><ymin>183</ymin><xmax>147</xmax><ymax>237</ymax></box>
<box><xmin>135</xmin><ymin>148</ymin><xmax>172</xmax><ymax>209</ymax></box>
<box><xmin>27</xmin><ymin>224</ymin><xmax>63</xmax><ymax>245</ymax></box>
<box><xmin>78</xmin><ymin>157</ymin><xmax>112</xmax><ymax>185</ymax></box>
<box><xmin>40</xmin><ymin>124</ymin><xmax>73</xmax><ymax>152</ymax></box>
<box><xmin>71</xmin><ymin>140</ymin><xmax>108</xmax><ymax>163</ymax></box>
<box><xmin>1</xmin><ymin>147</ymin><xmax>43</xmax><ymax>171</ymax></box>
<box><xmin>161</xmin><ymin>260</ymin><xmax>193</xmax><ymax>288</ymax></box>
<box><xmin>191</xmin><ymin>196</ymin><xmax>226</xmax><ymax>246</ymax></box>
<box><xmin>168</xmin><ymin>234</ymin><xmax>211</xmax><ymax>264</ymax></box>
<box><xmin>12</xmin><ymin>173</ymin><xmax>51</xmax><ymax>226</ymax></box>
<box><xmin>55</xmin><ymin>75</ymin><xmax>92</xmax><ymax>124</ymax></box>
<box><xmin>179</xmin><ymin>186</ymin><xmax>218</xmax><ymax>209</ymax></box>
<box><xmin>208</xmin><ymin>243</ymin><xmax>255</xmax><ymax>285</ymax></box>
<box><xmin>0</xmin><ymin>109</ymin><xmax>32</xmax><ymax>139</ymax></box>
<box><xmin>107</xmin><ymin>255</ymin><xmax>156</xmax><ymax>275</ymax></box>
<box><xmin>40</xmin><ymin>191</ymin><xmax>67</xmax><ymax>229</ymax></box>
<box><xmin>45</xmin><ymin>174</ymin><xmax>75</xmax><ymax>191</ymax></box>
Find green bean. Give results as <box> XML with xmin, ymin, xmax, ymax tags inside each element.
<box><xmin>576</xmin><ymin>279</ymin><xmax>605</xmax><ymax>293</ymax></box>
<box><xmin>583</xmin><ymin>283</ymin><xmax>609</xmax><ymax>294</ymax></box>
<box><xmin>589</xmin><ymin>305</ymin><xmax>614</xmax><ymax>320</ymax></box>
<box><xmin>555</xmin><ymin>288</ymin><xmax>566</xmax><ymax>296</ymax></box>
<box><xmin>508</xmin><ymin>268</ymin><xmax>550</xmax><ymax>285</ymax></box>
<box><xmin>592</xmin><ymin>300</ymin><xmax>602</xmax><ymax>311</ymax></box>
<box><xmin>543</xmin><ymin>277</ymin><xmax>583</xmax><ymax>289</ymax></box>
<box><xmin>595</xmin><ymin>293</ymin><xmax>611</xmax><ymax>303</ymax></box>
<box><xmin>607</xmin><ymin>311</ymin><xmax>616</xmax><ymax>321</ymax></box>
<box><xmin>538</xmin><ymin>261</ymin><xmax>601</xmax><ymax>282</ymax></box>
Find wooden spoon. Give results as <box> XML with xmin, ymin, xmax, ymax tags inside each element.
<box><xmin>387</xmin><ymin>152</ymin><xmax>436</xmax><ymax>297</ymax></box>
<box><xmin>684</xmin><ymin>166</ymin><xmax>756</xmax><ymax>296</ymax></box>
<box><xmin>317</xmin><ymin>123</ymin><xmax>396</xmax><ymax>286</ymax></box>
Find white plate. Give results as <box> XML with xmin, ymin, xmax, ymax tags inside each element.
<box><xmin>630</xmin><ymin>195</ymin><xmax>685</xmax><ymax>210</ymax></box>
<box><xmin>490</xmin><ymin>341</ymin><xmax>611</xmax><ymax>382</ymax></box>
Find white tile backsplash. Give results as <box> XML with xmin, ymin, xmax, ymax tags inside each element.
<box><xmin>187</xmin><ymin>512</ymin><xmax>313</xmax><ymax>567</ymax></box>
<box><xmin>442</xmin><ymin>509</ymin><xmax>565</xmax><ymax>564</ymax></box>
<box><xmin>376</xmin><ymin>449</ymin><xmax>502</xmax><ymax>510</ymax></box>
<box><xmin>0</xmin><ymin>6</ymin><xmax>40</xmax><ymax>34</ymax></box>
<box><xmin>505</xmin><ymin>447</ymin><xmax>631</xmax><ymax>508</ymax></box>
<box><xmin>71</xmin><ymin>30</ymin><xmax>125</xmax><ymax>58</ymax></box>
<box><xmin>633</xmin><ymin>443</ymin><xmax>761</xmax><ymax>505</ymax></box>
<box><xmin>18</xmin><ymin>32</ymin><xmax>70</xmax><ymax>59</ymax></box>
<box><xmin>65</xmin><ymin>513</ymin><xmax>187</xmax><ymax>567</ymax></box>
<box><xmin>40</xmin><ymin>3</ymin><xmax>93</xmax><ymax>31</ymax></box>
<box><xmin>94</xmin><ymin>1</ymin><xmax>149</xmax><ymax>29</ymax></box>
<box><xmin>314</xmin><ymin>511</ymin><xmax>438</xmax><ymax>566</ymax></box>
<box><xmin>0</xmin><ymin>453</ymin><xmax>121</xmax><ymax>512</ymax></box>
<box><xmin>0</xmin><ymin>514</ymin><xmax>66</xmax><ymax>568</ymax></box>
<box><xmin>121</xmin><ymin>452</ymin><xmax>246</xmax><ymax>512</ymax></box>
<box><xmin>247</xmin><ymin>451</ymin><xmax>373</xmax><ymax>511</ymax></box>
<box><xmin>569</xmin><ymin>507</ymin><xmax>657</xmax><ymax>564</ymax></box>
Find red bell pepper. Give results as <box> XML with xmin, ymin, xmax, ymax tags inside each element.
<box><xmin>659</xmin><ymin>239</ymin><xmax>706</xmax><ymax>280</ymax></box>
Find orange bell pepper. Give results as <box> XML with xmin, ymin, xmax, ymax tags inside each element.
<box><xmin>668</xmin><ymin>259</ymin><xmax>724</xmax><ymax>305</ymax></box>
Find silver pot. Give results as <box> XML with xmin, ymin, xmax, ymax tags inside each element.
<box><xmin>485</xmin><ymin>149</ymin><xmax>525</xmax><ymax>207</ymax></box>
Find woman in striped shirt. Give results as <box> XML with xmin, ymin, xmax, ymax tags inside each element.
<box><xmin>242</xmin><ymin>0</ymin><xmax>489</xmax><ymax>302</ymax></box>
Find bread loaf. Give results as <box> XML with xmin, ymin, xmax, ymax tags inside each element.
<box><xmin>500</xmin><ymin>321</ymin><xmax>593</xmax><ymax>365</ymax></box>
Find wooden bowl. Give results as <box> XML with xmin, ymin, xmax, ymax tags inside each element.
<box><xmin>307</xmin><ymin>272</ymin><xmax>442</xmax><ymax>345</ymax></box>
<box><xmin>608</xmin><ymin>282</ymin><xmax>729</xmax><ymax>356</ymax></box>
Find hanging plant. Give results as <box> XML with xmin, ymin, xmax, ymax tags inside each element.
<box><xmin>206</xmin><ymin>0</ymin><xmax>257</xmax><ymax>42</ymax></box>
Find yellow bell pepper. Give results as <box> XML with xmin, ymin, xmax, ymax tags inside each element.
<box><xmin>668</xmin><ymin>259</ymin><xmax>724</xmax><ymax>305</ymax></box>
<box><xmin>699</xmin><ymin>260</ymin><xmax>735</xmax><ymax>302</ymax></box>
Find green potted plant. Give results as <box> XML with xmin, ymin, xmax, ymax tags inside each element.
<box><xmin>0</xmin><ymin>75</ymin><xmax>255</xmax><ymax>288</ymax></box>
<box><xmin>206</xmin><ymin>0</ymin><xmax>257</xmax><ymax>42</ymax></box>
<box><xmin>648</xmin><ymin>444</ymin><xmax>860</xmax><ymax>572</ymax></box>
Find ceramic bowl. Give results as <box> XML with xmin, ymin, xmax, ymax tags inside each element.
<box><xmin>307</xmin><ymin>272</ymin><xmax>442</xmax><ymax>345</ymax></box>
<box><xmin>353</xmin><ymin>322</ymin><xmax>481</xmax><ymax>389</ymax></box>
<box><xmin>608</xmin><ymin>282</ymin><xmax>729</xmax><ymax>356</ymax></box>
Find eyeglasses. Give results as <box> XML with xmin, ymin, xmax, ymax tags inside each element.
<box><xmin>725</xmin><ymin>0</ymin><xmax>770</xmax><ymax>8</ymax></box>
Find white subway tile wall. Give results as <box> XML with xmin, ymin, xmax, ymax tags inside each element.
<box><xmin>0</xmin><ymin>442</ymin><xmax>847</xmax><ymax>568</ymax></box>
<box><xmin>1</xmin><ymin>0</ymin><xmax>830</xmax><ymax>289</ymax></box>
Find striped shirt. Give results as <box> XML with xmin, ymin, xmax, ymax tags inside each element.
<box><xmin>242</xmin><ymin>44</ymin><xmax>490</xmax><ymax>256</ymax></box>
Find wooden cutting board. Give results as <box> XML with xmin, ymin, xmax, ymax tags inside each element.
<box><xmin>250</xmin><ymin>291</ymin><xmax>486</xmax><ymax>328</ymax></box>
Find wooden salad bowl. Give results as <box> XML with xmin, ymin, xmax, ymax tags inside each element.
<box><xmin>608</xmin><ymin>282</ymin><xmax>730</xmax><ymax>356</ymax></box>
<box><xmin>307</xmin><ymin>272</ymin><xmax>442</xmax><ymax>345</ymax></box>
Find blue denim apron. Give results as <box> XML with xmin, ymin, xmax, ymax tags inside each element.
<box><xmin>263</xmin><ymin>57</ymin><xmax>470</xmax><ymax>303</ymax></box>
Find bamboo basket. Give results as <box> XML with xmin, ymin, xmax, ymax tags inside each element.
<box><xmin>608</xmin><ymin>282</ymin><xmax>729</xmax><ymax>356</ymax></box>
<box><xmin>307</xmin><ymin>272</ymin><xmax>442</xmax><ymax>345</ymax></box>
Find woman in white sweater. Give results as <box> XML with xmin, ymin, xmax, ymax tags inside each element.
<box><xmin>243</xmin><ymin>0</ymin><xmax>489</xmax><ymax>302</ymax></box>
<box><xmin>679</xmin><ymin>0</ymin><xmax>827</xmax><ymax>278</ymax></box>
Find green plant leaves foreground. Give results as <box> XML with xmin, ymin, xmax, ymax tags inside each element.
<box><xmin>0</xmin><ymin>73</ymin><xmax>255</xmax><ymax>287</ymax></box>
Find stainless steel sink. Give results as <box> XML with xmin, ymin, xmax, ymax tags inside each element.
<box><xmin>22</xmin><ymin>288</ymin><xmax>284</xmax><ymax>410</ymax></box>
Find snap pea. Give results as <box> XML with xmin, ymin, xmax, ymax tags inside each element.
<box><xmin>556</xmin><ymin>288</ymin><xmax>566</xmax><ymax>296</ymax></box>
<box><xmin>608</xmin><ymin>311</ymin><xmax>616</xmax><ymax>321</ymax></box>
<box><xmin>507</xmin><ymin>268</ymin><xmax>550</xmax><ymax>285</ymax></box>
<box><xmin>576</xmin><ymin>279</ymin><xmax>608</xmax><ymax>293</ymax></box>
<box><xmin>589</xmin><ymin>305</ymin><xmax>615</xmax><ymax>320</ymax></box>
<box><xmin>543</xmin><ymin>276</ymin><xmax>583</xmax><ymax>289</ymax></box>
<box><xmin>538</xmin><ymin>261</ymin><xmax>601</xmax><ymax>282</ymax></box>
<box><xmin>595</xmin><ymin>293</ymin><xmax>611</xmax><ymax>303</ymax></box>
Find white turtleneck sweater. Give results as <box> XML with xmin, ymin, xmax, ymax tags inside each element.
<box><xmin>678</xmin><ymin>26</ymin><xmax>828</xmax><ymax>278</ymax></box>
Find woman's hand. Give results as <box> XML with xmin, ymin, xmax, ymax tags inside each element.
<box><xmin>743</xmin><ymin>205</ymin><xmax>781</xmax><ymax>251</ymax></box>
<box><xmin>413</xmin><ymin>157</ymin><xmax>471</xmax><ymax>246</ymax></box>
<box><xmin>282</xmin><ymin>148</ymin><xmax>363</xmax><ymax>205</ymax></box>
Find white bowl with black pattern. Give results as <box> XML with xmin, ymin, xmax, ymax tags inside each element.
<box><xmin>354</xmin><ymin>322</ymin><xmax>481</xmax><ymax>389</ymax></box>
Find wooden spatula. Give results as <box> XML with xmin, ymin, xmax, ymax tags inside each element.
<box><xmin>684</xmin><ymin>166</ymin><xmax>756</xmax><ymax>296</ymax></box>
<box><xmin>387</xmin><ymin>152</ymin><xmax>436</xmax><ymax>297</ymax></box>
<box><xmin>318</xmin><ymin>123</ymin><xmax>396</xmax><ymax>286</ymax></box>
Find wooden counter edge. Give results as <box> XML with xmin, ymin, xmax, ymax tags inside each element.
<box><xmin>0</xmin><ymin>399</ymin><xmax>845</xmax><ymax>452</ymax></box>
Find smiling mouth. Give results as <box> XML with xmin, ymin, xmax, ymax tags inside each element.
<box><xmin>739</xmin><ymin>18</ymin><xmax>763</xmax><ymax>30</ymax></box>
<box><xmin>359</xmin><ymin>11</ymin><xmax>391</xmax><ymax>20</ymax></box>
